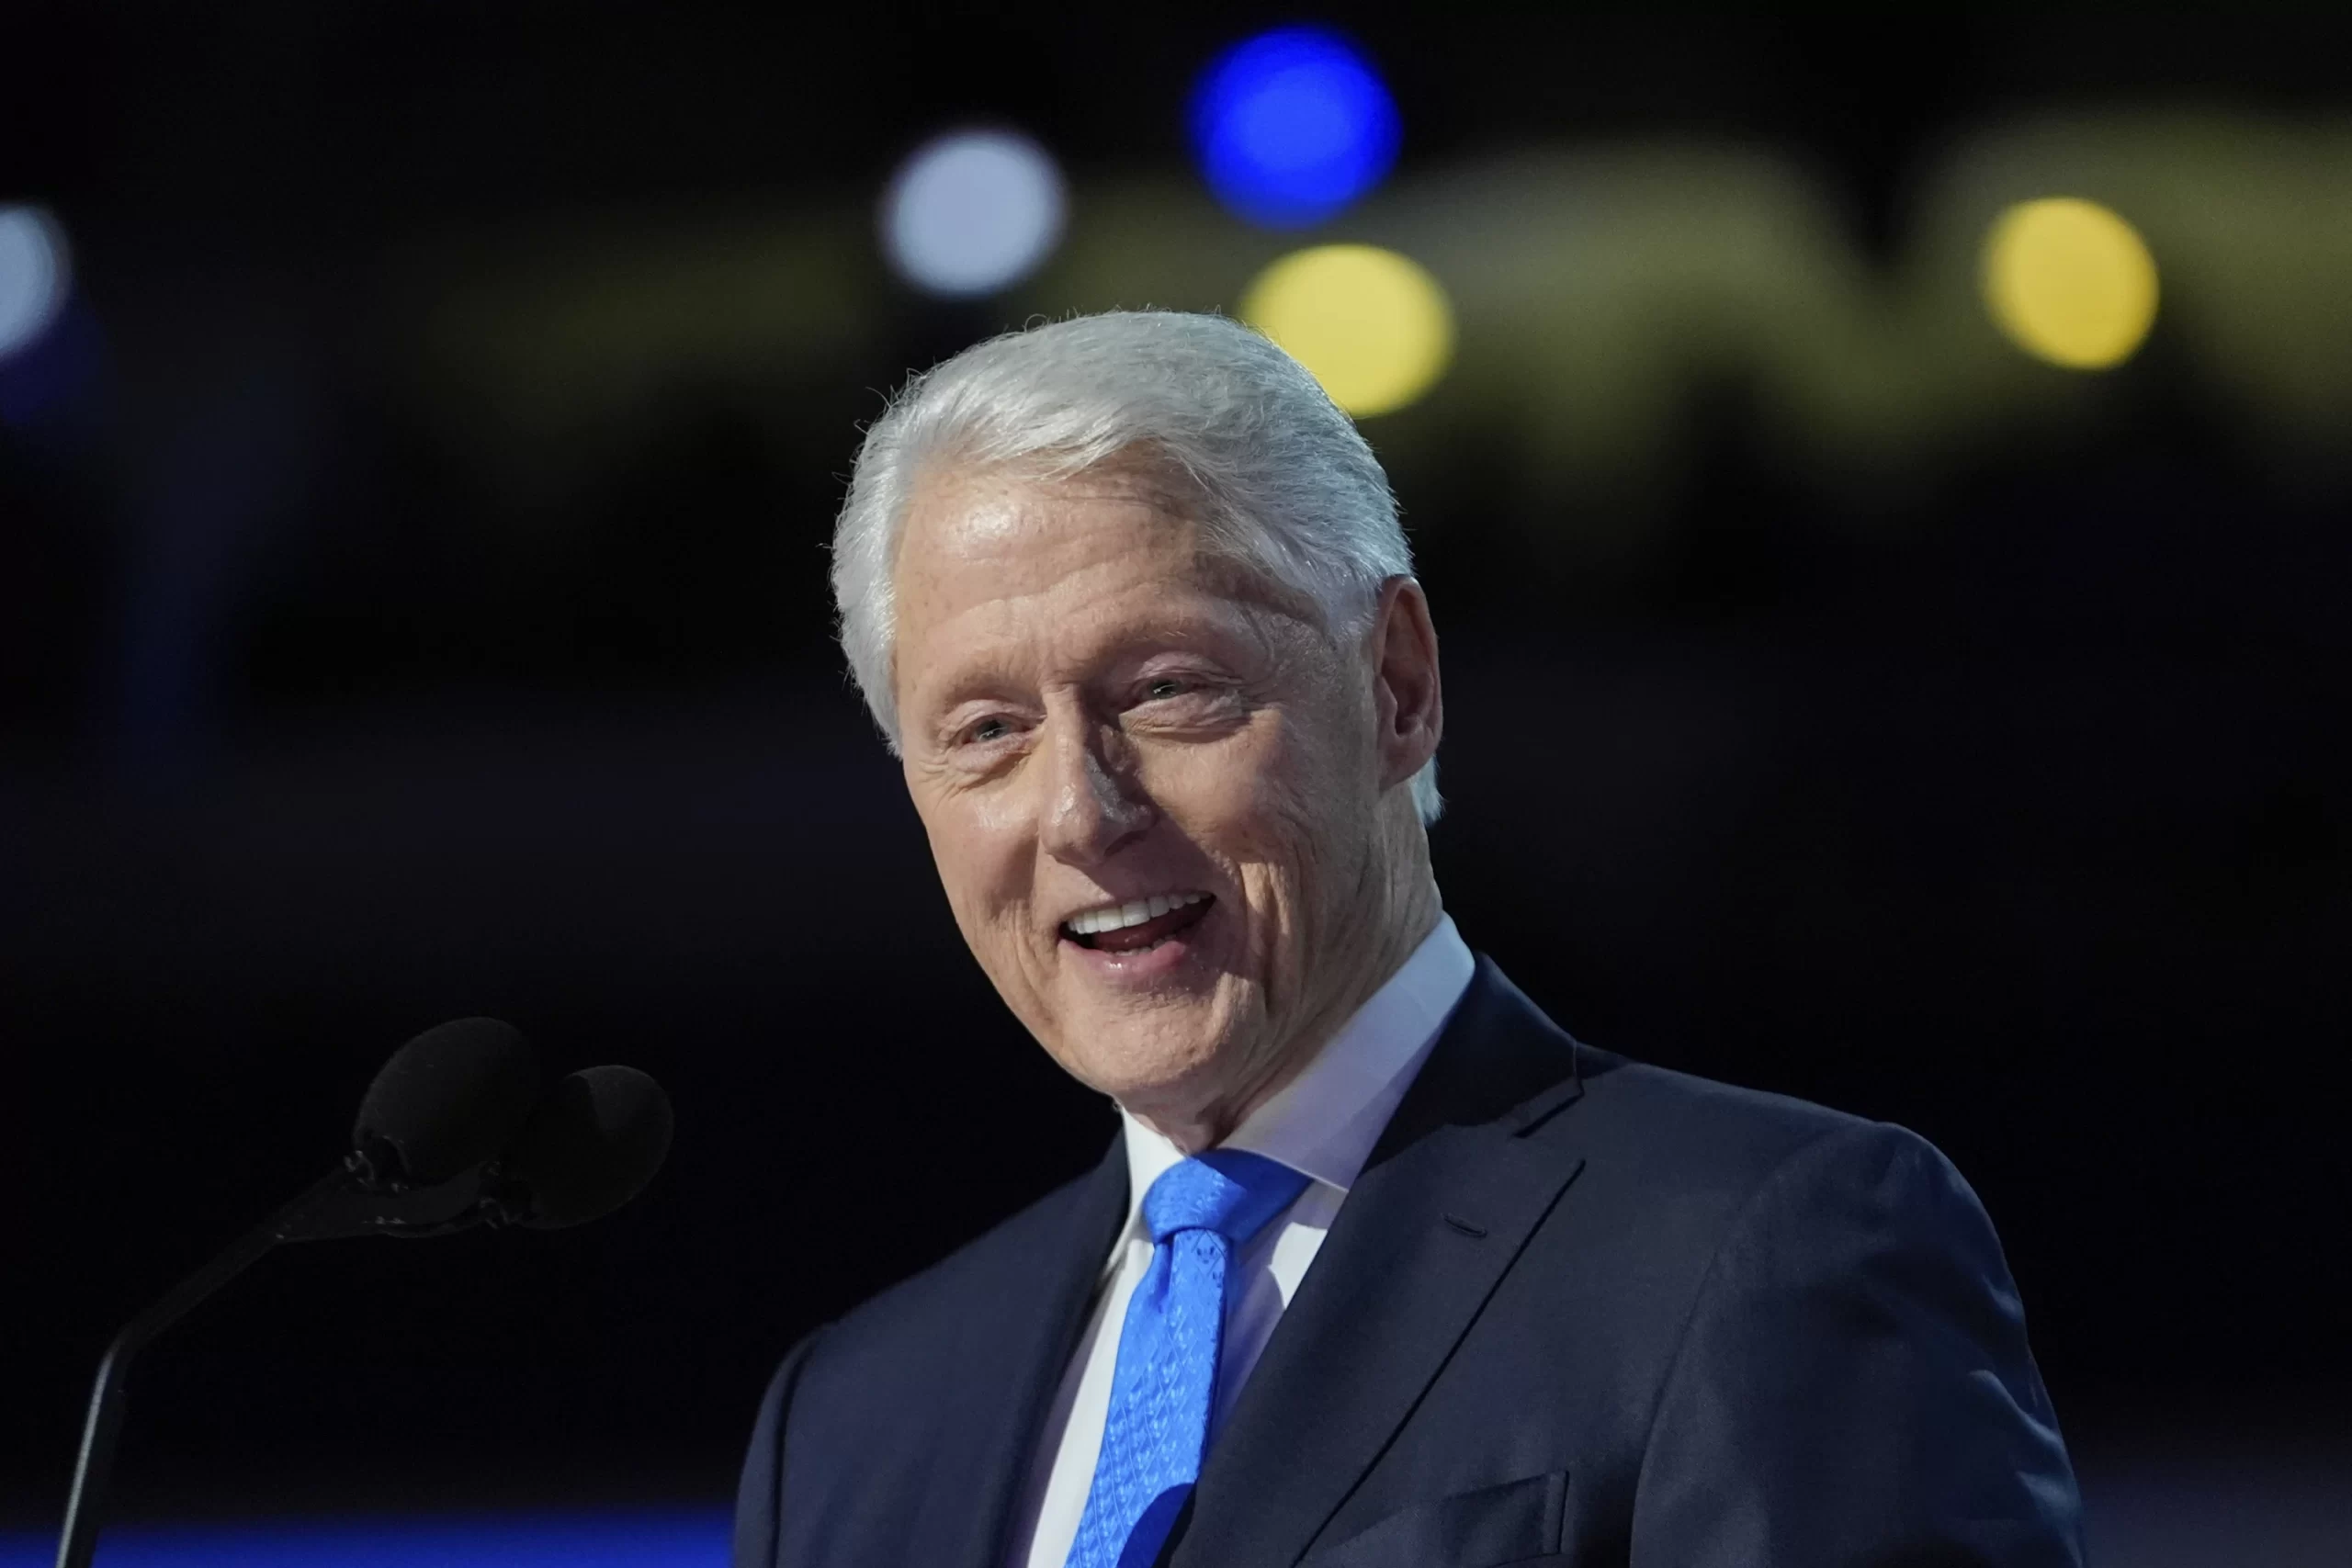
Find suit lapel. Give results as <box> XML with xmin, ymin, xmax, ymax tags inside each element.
<box><xmin>933</xmin><ymin>1135</ymin><xmax>1130</xmax><ymax>1568</ymax></box>
<box><xmin>1168</xmin><ymin>959</ymin><xmax>1590</xmax><ymax>1568</ymax></box>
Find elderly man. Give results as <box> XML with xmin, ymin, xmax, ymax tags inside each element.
<box><xmin>734</xmin><ymin>311</ymin><xmax>2084</xmax><ymax>1568</ymax></box>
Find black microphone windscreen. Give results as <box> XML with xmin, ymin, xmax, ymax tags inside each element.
<box><xmin>351</xmin><ymin>1019</ymin><xmax>541</xmax><ymax>1187</ymax></box>
<box><xmin>503</xmin><ymin>1066</ymin><xmax>674</xmax><ymax>1229</ymax></box>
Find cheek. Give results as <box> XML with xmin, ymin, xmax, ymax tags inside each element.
<box><xmin>1243</xmin><ymin>724</ymin><xmax>1381</xmax><ymax>938</ymax></box>
<box><xmin>1157</xmin><ymin>720</ymin><xmax>1346</xmax><ymax>887</ymax></box>
<box><xmin>913</xmin><ymin>785</ymin><xmax>1035</xmax><ymax>939</ymax></box>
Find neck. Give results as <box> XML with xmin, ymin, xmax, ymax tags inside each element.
<box><xmin>1131</xmin><ymin>819</ymin><xmax>1444</xmax><ymax>1154</ymax></box>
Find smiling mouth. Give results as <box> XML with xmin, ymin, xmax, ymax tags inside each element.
<box><xmin>1060</xmin><ymin>892</ymin><xmax>1215</xmax><ymax>954</ymax></box>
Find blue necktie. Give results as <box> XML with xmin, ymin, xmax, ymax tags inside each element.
<box><xmin>1063</xmin><ymin>1148</ymin><xmax>1310</xmax><ymax>1568</ymax></box>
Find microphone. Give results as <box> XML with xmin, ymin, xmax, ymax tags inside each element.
<box><xmin>352</xmin><ymin>1016</ymin><xmax>542</xmax><ymax>1188</ymax></box>
<box><xmin>280</xmin><ymin>1060</ymin><xmax>679</xmax><ymax>1241</ymax></box>
<box><xmin>53</xmin><ymin>1020</ymin><xmax>673</xmax><ymax>1568</ymax></box>
<box><xmin>258</xmin><ymin>1018</ymin><xmax>545</xmax><ymax>1243</ymax></box>
<box><xmin>498</xmin><ymin>1066</ymin><xmax>676</xmax><ymax>1229</ymax></box>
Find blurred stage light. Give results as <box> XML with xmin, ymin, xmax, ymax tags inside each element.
<box><xmin>1191</xmin><ymin>27</ymin><xmax>1400</xmax><ymax>229</ymax></box>
<box><xmin>1982</xmin><ymin>197</ymin><xmax>2159</xmax><ymax>370</ymax></box>
<box><xmin>0</xmin><ymin>1510</ymin><xmax>728</xmax><ymax>1566</ymax></box>
<box><xmin>881</xmin><ymin>130</ymin><xmax>1067</xmax><ymax>299</ymax></box>
<box><xmin>0</xmin><ymin>204</ymin><xmax>72</xmax><ymax>359</ymax></box>
<box><xmin>1241</xmin><ymin>243</ymin><xmax>1452</xmax><ymax>417</ymax></box>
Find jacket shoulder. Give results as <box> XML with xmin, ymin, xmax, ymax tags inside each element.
<box><xmin>1452</xmin><ymin>957</ymin><xmax>1904</xmax><ymax>1190</ymax></box>
<box><xmin>1419</xmin><ymin>955</ymin><xmax>1958</xmax><ymax>1234</ymax></box>
<box><xmin>1577</xmin><ymin>1048</ymin><xmax>1884</xmax><ymax>1177</ymax></box>
<box><xmin>1541</xmin><ymin>1043</ymin><xmax>2016</xmax><ymax>1348</ymax></box>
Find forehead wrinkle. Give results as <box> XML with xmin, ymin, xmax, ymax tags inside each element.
<box><xmin>903</xmin><ymin>448</ymin><xmax>1328</xmax><ymax>618</ymax></box>
<box><xmin>894</xmin><ymin>463</ymin><xmax>1342</xmax><ymax>724</ymax></box>
<box><xmin>924</xmin><ymin>503</ymin><xmax>1329</xmax><ymax>650</ymax></box>
<box><xmin>899</xmin><ymin>480</ymin><xmax>1180</xmax><ymax>617</ymax></box>
<box><xmin>907</xmin><ymin>451</ymin><xmax>1191</xmax><ymax>552</ymax></box>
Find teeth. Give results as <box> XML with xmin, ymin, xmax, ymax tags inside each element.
<box><xmin>1065</xmin><ymin>891</ymin><xmax>1206</xmax><ymax>936</ymax></box>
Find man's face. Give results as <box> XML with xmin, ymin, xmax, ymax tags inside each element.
<box><xmin>890</xmin><ymin>461</ymin><xmax>1407</xmax><ymax>1136</ymax></box>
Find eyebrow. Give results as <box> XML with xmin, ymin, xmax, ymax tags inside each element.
<box><xmin>912</xmin><ymin>601</ymin><xmax>1281</xmax><ymax>728</ymax></box>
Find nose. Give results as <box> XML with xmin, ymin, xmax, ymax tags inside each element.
<box><xmin>1037</xmin><ymin>710</ymin><xmax>1155</xmax><ymax>865</ymax></box>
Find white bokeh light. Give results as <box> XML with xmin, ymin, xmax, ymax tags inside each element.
<box><xmin>881</xmin><ymin>130</ymin><xmax>1067</xmax><ymax>299</ymax></box>
<box><xmin>0</xmin><ymin>205</ymin><xmax>71</xmax><ymax>359</ymax></box>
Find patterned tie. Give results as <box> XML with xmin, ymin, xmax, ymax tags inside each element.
<box><xmin>1062</xmin><ymin>1148</ymin><xmax>1311</xmax><ymax>1568</ymax></box>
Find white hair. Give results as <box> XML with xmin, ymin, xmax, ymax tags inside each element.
<box><xmin>831</xmin><ymin>309</ymin><xmax>1442</xmax><ymax>824</ymax></box>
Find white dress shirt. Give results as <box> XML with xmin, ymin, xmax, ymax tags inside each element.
<box><xmin>1004</xmin><ymin>915</ymin><xmax>1476</xmax><ymax>1568</ymax></box>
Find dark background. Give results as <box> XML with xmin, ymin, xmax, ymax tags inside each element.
<box><xmin>4</xmin><ymin>5</ymin><xmax>2346</xmax><ymax>1557</ymax></box>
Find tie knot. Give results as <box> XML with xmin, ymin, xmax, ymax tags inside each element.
<box><xmin>1142</xmin><ymin>1149</ymin><xmax>1310</xmax><ymax>1247</ymax></box>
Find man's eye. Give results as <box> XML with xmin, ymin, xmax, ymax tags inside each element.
<box><xmin>967</xmin><ymin>716</ymin><xmax>1012</xmax><ymax>744</ymax></box>
<box><xmin>1145</xmin><ymin>678</ymin><xmax>1191</xmax><ymax>701</ymax></box>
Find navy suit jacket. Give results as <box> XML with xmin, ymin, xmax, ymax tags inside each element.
<box><xmin>735</xmin><ymin>958</ymin><xmax>2085</xmax><ymax>1567</ymax></box>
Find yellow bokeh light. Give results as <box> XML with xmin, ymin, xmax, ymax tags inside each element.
<box><xmin>1981</xmin><ymin>197</ymin><xmax>2159</xmax><ymax>371</ymax></box>
<box><xmin>1240</xmin><ymin>243</ymin><xmax>1453</xmax><ymax>417</ymax></box>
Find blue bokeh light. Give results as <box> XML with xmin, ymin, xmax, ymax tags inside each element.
<box><xmin>0</xmin><ymin>205</ymin><xmax>72</xmax><ymax>360</ymax></box>
<box><xmin>1189</xmin><ymin>27</ymin><xmax>1401</xmax><ymax>229</ymax></box>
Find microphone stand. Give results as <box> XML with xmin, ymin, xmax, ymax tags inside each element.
<box><xmin>53</xmin><ymin>1156</ymin><xmax>500</xmax><ymax>1568</ymax></box>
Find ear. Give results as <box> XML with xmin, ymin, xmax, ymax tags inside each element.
<box><xmin>1368</xmin><ymin>575</ymin><xmax>1443</xmax><ymax>791</ymax></box>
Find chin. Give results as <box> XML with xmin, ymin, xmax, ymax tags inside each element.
<box><xmin>1063</xmin><ymin>1015</ymin><xmax>1239</xmax><ymax>1118</ymax></box>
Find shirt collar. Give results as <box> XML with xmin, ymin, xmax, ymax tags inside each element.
<box><xmin>1113</xmin><ymin>914</ymin><xmax>1476</xmax><ymax>1248</ymax></box>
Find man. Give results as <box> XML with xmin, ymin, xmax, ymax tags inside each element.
<box><xmin>735</xmin><ymin>311</ymin><xmax>2084</xmax><ymax>1567</ymax></box>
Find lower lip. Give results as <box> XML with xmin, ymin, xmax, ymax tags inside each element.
<box><xmin>1062</xmin><ymin>904</ymin><xmax>1214</xmax><ymax>984</ymax></box>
